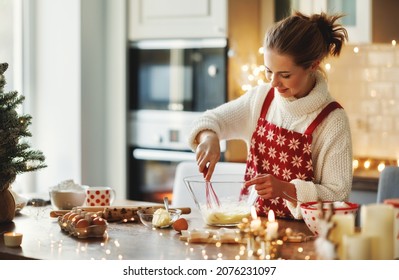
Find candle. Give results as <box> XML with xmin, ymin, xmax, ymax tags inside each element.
<box><xmin>329</xmin><ymin>214</ymin><xmax>355</xmax><ymax>260</ymax></box>
<box><xmin>250</xmin><ymin>206</ymin><xmax>261</xmax><ymax>231</ymax></box>
<box><xmin>3</xmin><ymin>232</ymin><xmax>23</xmax><ymax>247</ymax></box>
<box><xmin>342</xmin><ymin>233</ymin><xmax>372</xmax><ymax>260</ymax></box>
<box><xmin>361</xmin><ymin>203</ymin><xmax>394</xmax><ymax>259</ymax></box>
<box><xmin>384</xmin><ymin>198</ymin><xmax>399</xmax><ymax>259</ymax></box>
<box><xmin>266</xmin><ymin>210</ymin><xmax>278</xmax><ymax>240</ymax></box>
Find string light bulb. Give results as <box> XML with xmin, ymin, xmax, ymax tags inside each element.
<box><xmin>377</xmin><ymin>162</ymin><xmax>385</xmax><ymax>172</ymax></box>
<box><xmin>325</xmin><ymin>63</ymin><xmax>331</xmax><ymax>71</ymax></box>
<box><xmin>352</xmin><ymin>159</ymin><xmax>359</xmax><ymax>169</ymax></box>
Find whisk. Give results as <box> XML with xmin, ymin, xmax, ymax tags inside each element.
<box><xmin>205</xmin><ymin>180</ymin><xmax>221</xmax><ymax>209</ymax></box>
<box><xmin>203</xmin><ymin>166</ymin><xmax>221</xmax><ymax>209</ymax></box>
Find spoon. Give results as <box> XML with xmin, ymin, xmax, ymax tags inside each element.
<box><xmin>282</xmin><ymin>191</ymin><xmax>318</xmax><ymax>208</ymax></box>
<box><xmin>163</xmin><ymin>197</ymin><xmax>170</xmax><ymax>212</ymax></box>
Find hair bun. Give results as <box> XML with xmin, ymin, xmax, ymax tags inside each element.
<box><xmin>312</xmin><ymin>14</ymin><xmax>334</xmax><ymax>44</ymax></box>
<box><xmin>310</xmin><ymin>12</ymin><xmax>348</xmax><ymax>57</ymax></box>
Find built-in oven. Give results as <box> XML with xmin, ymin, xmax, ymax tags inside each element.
<box><xmin>127</xmin><ymin>38</ymin><xmax>228</xmax><ymax>203</ymax></box>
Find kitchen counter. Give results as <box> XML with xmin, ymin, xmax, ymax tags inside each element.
<box><xmin>350</xmin><ymin>172</ymin><xmax>379</xmax><ymax>214</ymax></box>
<box><xmin>352</xmin><ymin>170</ymin><xmax>379</xmax><ymax>192</ymax></box>
<box><xmin>0</xmin><ymin>201</ymin><xmax>316</xmax><ymax>260</ymax></box>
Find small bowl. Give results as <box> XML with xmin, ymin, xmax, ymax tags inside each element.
<box><xmin>300</xmin><ymin>201</ymin><xmax>359</xmax><ymax>236</ymax></box>
<box><xmin>137</xmin><ymin>208</ymin><xmax>182</xmax><ymax>228</ymax></box>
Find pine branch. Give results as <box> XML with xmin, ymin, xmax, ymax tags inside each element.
<box><xmin>0</xmin><ymin>91</ymin><xmax>24</xmax><ymax>110</ymax></box>
<box><xmin>0</xmin><ymin>63</ymin><xmax>47</xmax><ymax>191</ymax></box>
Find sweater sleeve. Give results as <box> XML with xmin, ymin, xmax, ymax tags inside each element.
<box><xmin>187</xmin><ymin>85</ymin><xmax>270</xmax><ymax>152</ymax></box>
<box><xmin>285</xmin><ymin>108</ymin><xmax>353</xmax><ymax>219</ymax></box>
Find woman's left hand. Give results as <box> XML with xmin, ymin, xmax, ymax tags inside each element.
<box><xmin>244</xmin><ymin>173</ymin><xmax>296</xmax><ymax>202</ymax></box>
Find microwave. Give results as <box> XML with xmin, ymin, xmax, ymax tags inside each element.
<box><xmin>128</xmin><ymin>38</ymin><xmax>228</xmax><ymax>112</ymax></box>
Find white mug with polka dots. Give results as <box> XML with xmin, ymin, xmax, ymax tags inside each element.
<box><xmin>83</xmin><ymin>186</ymin><xmax>116</xmax><ymax>207</ymax></box>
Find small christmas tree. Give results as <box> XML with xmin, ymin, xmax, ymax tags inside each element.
<box><xmin>0</xmin><ymin>62</ymin><xmax>46</xmax><ymax>222</ymax></box>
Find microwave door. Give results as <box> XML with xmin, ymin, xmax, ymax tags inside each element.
<box><xmin>169</xmin><ymin>49</ymin><xmax>184</xmax><ymax>111</ymax></box>
<box><xmin>168</xmin><ymin>49</ymin><xmax>194</xmax><ymax>111</ymax></box>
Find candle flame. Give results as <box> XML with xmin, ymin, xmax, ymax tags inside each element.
<box><xmin>251</xmin><ymin>206</ymin><xmax>257</xmax><ymax>220</ymax></box>
<box><xmin>268</xmin><ymin>210</ymin><xmax>275</xmax><ymax>222</ymax></box>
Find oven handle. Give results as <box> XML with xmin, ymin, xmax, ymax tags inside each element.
<box><xmin>133</xmin><ymin>148</ymin><xmax>196</xmax><ymax>162</ymax></box>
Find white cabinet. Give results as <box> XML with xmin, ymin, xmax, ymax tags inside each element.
<box><xmin>128</xmin><ymin>0</ymin><xmax>227</xmax><ymax>40</ymax></box>
<box><xmin>291</xmin><ymin>0</ymin><xmax>371</xmax><ymax>44</ymax></box>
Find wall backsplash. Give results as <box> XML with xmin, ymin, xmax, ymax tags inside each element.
<box><xmin>326</xmin><ymin>43</ymin><xmax>399</xmax><ymax>161</ymax></box>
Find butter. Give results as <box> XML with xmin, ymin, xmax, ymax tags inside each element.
<box><xmin>152</xmin><ymin>208</ymin><xmax>171</xmax><ymax>227</ymax></box>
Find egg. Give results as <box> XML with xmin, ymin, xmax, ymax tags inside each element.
<box><xmin>75</xmin><ymin>218</ymin><xmax>90</xmax><ymax>228</ymax></box>
<box><xmin>61</xmin><ymin>211</ymin><xmax>74</xmax><ymax>224</ymax></box>
<box><xmin>92</xmin><ymin>217</ymin><xmax>106</xmax><ymax>226</ymax></box>
<box><xmin>172</xmin><ymin>218</ymin><xmax>188</xmax><ymax>233</ymax></box>
<box><xmin>67</xmin><ymin>213</ymin><xmax>79</xmax><ymax>221</ymax></box>
<box><xmin>71</xmin><ymin>215</ymin><xmax>84</xmax><ymax>226</ymax></box>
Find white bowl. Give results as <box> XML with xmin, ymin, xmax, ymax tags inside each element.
<box><xmin>50</xmin><ymin>190</ymin><xmax>86</xmax><ymax>210</ymax></box>
<box><xmin>300</xmin><ymin>201</ymin><xmax>359</xmax><ymax>236</ymax></box>
<box><xmin>49</xmin><ymin>180</ymin><xmax>85</xmax><ymax>210</ymax></box>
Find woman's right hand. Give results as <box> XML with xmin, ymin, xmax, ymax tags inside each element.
<box><xmin>195</xmin><ymin>130</ymin><xmax>220</xmax><ymax>181</ymax></box>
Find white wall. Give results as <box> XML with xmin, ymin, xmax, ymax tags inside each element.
<box><xmin>33</xmin><ymin>0</ymin><xmax>82</xmax><ymax>193</ymax></box>
<box><xmin>16</xmin><ymin>0</ymin><xmax>126</xmax><ymax>200</ymax></box>
<box><xmin>81</xmin><ymin>0</ymin><xmax>127</xmax><ymax>199</ymax></box>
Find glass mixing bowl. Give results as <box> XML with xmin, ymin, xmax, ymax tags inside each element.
<box><xmin>184</xmin><ymin>174</ymin><xmax>256</xmax><ymax>226</ymax></box>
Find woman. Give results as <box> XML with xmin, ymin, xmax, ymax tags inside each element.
<box><xmin>187</xmin><ymin>11</ymin><xmax>353</xmax><ymax>219</ymax></box>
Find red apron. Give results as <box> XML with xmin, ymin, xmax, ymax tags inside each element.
<box><xmin>242</xmin><ymin>88</ymin><xmax>342</xmax><ymax>218</ymax></box>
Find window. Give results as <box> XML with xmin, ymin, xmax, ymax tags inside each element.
<box><xmin>0</xmin><ymin>0</ymin><xmax>32</xmax><ymax>194</ymax></box>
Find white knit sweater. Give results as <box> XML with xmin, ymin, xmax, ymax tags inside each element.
<box><xmin>187</xmin><ymin>72</ymin><xmax>353</xmax><ymax>219</ymax></box>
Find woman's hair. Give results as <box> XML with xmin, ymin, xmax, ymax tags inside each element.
<box><xmin>264</xmin><ymin>11</ymin><xmax>348</xmax><ymax>69</ymax></box>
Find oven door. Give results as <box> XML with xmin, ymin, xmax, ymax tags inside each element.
<box><xmin>127</xmin><ymin>109</ymin><xmax>227</xmax><ymax>203</ymax></box>
<box><xmin>128</xmin><ymin>147</ymin><xmax>196</xmax><ymax>203</ymax></box>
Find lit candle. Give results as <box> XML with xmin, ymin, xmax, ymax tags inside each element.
<box><xmin>250</xmin><ymin>206</ymin><xmax>261</xmax><ymax>231</ymax></box>
<box><xmin>361</xmin><ymin>204</ymin><xmax>394</xmax><ymax>259</ymax></box>
<box><xmin>3</xmin><ymin>232</ymin><xmax>23</xmax><ymax>247</ymax></box>
<box><xmin>329</xmin><ymin>214</ymin><xmax>355</xmax><ymax>259</ymax></box>
<box><xmin>266</xmin><ymin>210</ymin><xmax>278</xmax><ymax>240</ymax></box>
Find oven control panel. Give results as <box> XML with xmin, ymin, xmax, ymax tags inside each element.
<box><xmin>129</xmin><ymin>110</ymin><xmax>201</xmax><ymax>151</ymax></box>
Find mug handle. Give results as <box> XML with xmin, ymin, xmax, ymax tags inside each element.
<box><xmin>110</xmin><ymin>188</ymin><xmax>116</xmax><ymax>205</ymax></box>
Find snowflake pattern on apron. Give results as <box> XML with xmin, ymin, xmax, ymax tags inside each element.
<box><xmin>241</xmin><ymin>88</ymin><xmax>342</xmax><ymax>219</ymax></box>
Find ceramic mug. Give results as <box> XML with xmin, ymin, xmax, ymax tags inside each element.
<box><xmin>83</xmin><ymin>186</ymin><xmax>116</xmax><ymax>206</ymax></box>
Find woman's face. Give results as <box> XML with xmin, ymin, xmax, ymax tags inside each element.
<box><xmin>263</xmin><ymin>48</ymin><xmax>316</xmax><ymax>99</ymax></box>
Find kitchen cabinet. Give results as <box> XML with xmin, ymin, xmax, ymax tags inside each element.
<box><xmin>290</xmin><ymin>0</ymin><xmax>371</xmax><ymax>43</ymax></box>
<box><xmin>128</xmin><ymin>0</ymin><xmax>227</xmax><ymax>40</ymax></box>
<box><xmin>287</xmin><ymin>0</ymin><xmax>399</xmax><ymax>44</ymax></box>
